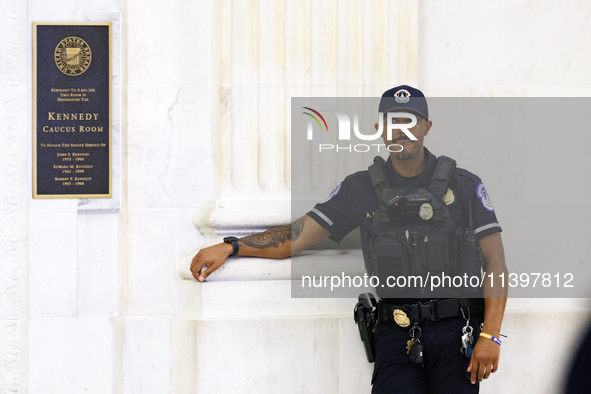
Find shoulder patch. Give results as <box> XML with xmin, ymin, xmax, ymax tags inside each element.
<box><xmin>321</xmin><ymin>182</ymin><xmax>342</xmax><ymax>204</ymax></box>
<box><xmin>476</xmin><ymin>182</ymin><xmax>494</xmax><ymax>212</ymax></box>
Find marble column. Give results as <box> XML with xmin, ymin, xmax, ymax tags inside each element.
<box><xmin>185</xmin><ymin>0</ymin><xmax>420</xmax><ymax>281</ymax></box>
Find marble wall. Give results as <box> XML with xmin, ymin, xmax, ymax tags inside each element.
<box><xmin>1</xmin><ymin>0</ymin><xmax>590</xmax><ymax>393</ymax></box>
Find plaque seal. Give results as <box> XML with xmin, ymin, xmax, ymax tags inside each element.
<box><xmin>54</xmin><ymin>36</ymin><xmax>92</xmax><ymax>76</ymax></box>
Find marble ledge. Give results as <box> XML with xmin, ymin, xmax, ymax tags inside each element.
<box><xmin>192</xmin><ymin>205</ymin><xmax>291</xmax><ymax>229</ymax></box>
<box><xmin>178</xmin><ymin>248</ymin><xmax>591</xmax><ymax>319</ymax></box>
<box><xmin>178</xmin><ymin>254</ymin><xmax>591</xmax><ymax>321</ymax></box>
<box><xmin>177</xmin><ymin>279</ymin><xmax>355</xmax><ymax>320</ymax></box>
<box><xmin>177</xmin><ymin>278</ymin><xmax>591</xmax><ymax>321</ymax></box>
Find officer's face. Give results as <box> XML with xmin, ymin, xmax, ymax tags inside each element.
<box><xmin>375</xmin><ymin>111</ymin><xmax>432</xmax><ymax>161</ymax></box>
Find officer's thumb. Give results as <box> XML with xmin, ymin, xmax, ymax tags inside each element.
<box><xmin>198</xmin><ymin>265</ymin><xmax>209</xmax><ymax>282</ymax></box>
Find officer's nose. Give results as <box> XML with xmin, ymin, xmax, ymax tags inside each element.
<box><xmin>394</xmin><ymin>131</ymin><xmax>410</xmax><ymax>141</ymax></box>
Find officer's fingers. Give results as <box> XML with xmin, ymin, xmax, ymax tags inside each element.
<box><xmin>190</xmin><ymin>254</ymin><xmax>206</xmax><ymax>281</ymax></box>
<box><xmin>469</xmin><ymin>362</ymin><xmax>478</xmax><ymax>384</ymax></box>
<box><xmin>199</xmin><ymin>263</ymin><xmax>221</xmax><ymax>282</ymax></box>
<box><xmin>477</xmin><ymin>364</ymin><xmax>485</xmax><ymax>382</ymax></box>
<box><xmin>197</xmin><ymin>264</ymin><xmax>213</xmax><ymax>282</ymax></box>
<box><xmin>491</xmin><ymin>360</ymin><xmax>499</xmax><ymax>373</ymax></box>
<box><xmin>483</xmin><ymin>364</ymin><xmax>493</xmax><ymax>380</ymax></box>
<box><xmin>195</xmin><ymin>265</ymin><xmax>208</xmax><ymax>282</ymax></box>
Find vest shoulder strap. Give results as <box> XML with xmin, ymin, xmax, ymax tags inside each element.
<box><xmin>368</xmin><ymin>156</ymin><xmax>405</xmax><ymax>206</ymax></box>
<box><xmin>368</xmin><ymin>156</ymin><xmax>405</xmax><ymax>229</ymax></box>
<box><xmin>368</xmin><ymin>156</ymin><xmax>390</xmax><ymax>228</ymax></box>
<box><xmin>429</xmin><ymin>155</ymin><xmax>456</xmax><ymax>202</ymax></box>
<box><xmin>368</xmin><ymin>156</ymin><xmax>387</xmax><ymax>187</ymax></box>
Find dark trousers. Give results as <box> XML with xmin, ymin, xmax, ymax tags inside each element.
<box><xmin>371</xmin><ymin>315</ymin><xmax>482</xmax><ymax>394</ymax></box>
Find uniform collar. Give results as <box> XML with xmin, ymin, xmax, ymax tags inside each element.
<box><xmin>385</xmin><ymin>147</ymin><xmax>437</xmax><ymax>188</ymax></box>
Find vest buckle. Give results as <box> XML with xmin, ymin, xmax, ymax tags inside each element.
<box><xmin>433</xmin><ymin>209</ymin><xmax>444</xmax><ymax>226</ymax></box>
<box><xmin>378</xmin><ymin>206</ymin><xmax>390</xmax><ymax>227</ymax></box>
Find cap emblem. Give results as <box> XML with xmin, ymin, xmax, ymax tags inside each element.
<box><xmin>394</xmin><ymin>89</ymin><xmax>411</xmax><ymax>103</ymax></box>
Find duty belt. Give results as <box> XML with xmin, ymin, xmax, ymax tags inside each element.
<box><xmin>377</xmin><ymin>298</ymin><xmax>484</xmax><ymax>325</ymax></box>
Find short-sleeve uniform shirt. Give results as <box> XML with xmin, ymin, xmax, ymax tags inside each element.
<box><xmin>308</xmin><ymin>147</ymin><xmax>501</xmax><ymax>245</ymax></box>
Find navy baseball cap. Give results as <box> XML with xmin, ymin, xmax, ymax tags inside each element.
<box><xmin>379</xmin><ymin>85</ymin><xmax>429</xmax><ymax>120</ymax></box>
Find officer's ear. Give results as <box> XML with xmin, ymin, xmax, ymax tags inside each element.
<box><xmin>375</xmin><ymin>116</ymin><xmax>388</xmax><ymax>131</ymax></box>
<box><xmin>376</xmin><ymin>121</ymin><xmax>389</xmax><ymax>141</ymax></box>
<box><xmin>424</xmin><ymin>120</ymin><xmax>433</xmax><ymax>136</ymax></box>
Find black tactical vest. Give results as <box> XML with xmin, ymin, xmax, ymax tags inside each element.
<box><xmin>360</xmin><ymin>155</ymin><xmax>484</xmax><ymax>299</ymax></box>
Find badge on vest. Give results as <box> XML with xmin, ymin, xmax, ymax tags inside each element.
<box><xmin>393</xmin><ymin>309</ymin><xmax>410</xmax><ymax>328</ymax></box>
<box><xmin>476</xmin><ymin>182</ymin><xmax>494</xmax><ymax>212</ymax></box>
<box><xmin>419</xmin><ymin>203</ymin><xmax>433</xmax><ymax>220</ymax></box>
<box><xmin>443</xmin><ymin>188</ymin><xmax>455</xmax><ymax>205</ymax></box>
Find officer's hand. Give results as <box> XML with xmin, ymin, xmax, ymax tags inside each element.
<box><xmin>190</xmin><ymin>243</ymin><xmax>233</xmax><ymax>282</ymax></box>
<box><xmin>467</xmin><ymin>337</ymin><xmax>500</xmax><ymax>384</ymax></box>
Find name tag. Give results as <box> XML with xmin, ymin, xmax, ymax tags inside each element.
<box><xmin>406</xmin><ymin>196</ymin><xmax>431</xmax><ymax>202</ymax></box>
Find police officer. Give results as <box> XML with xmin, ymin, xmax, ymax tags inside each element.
<box><xmin>191</xmin><ymin>85</ymin><xmax>508</xmax><ymax>393</ymax></box>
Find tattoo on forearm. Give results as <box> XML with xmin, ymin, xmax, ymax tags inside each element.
<box><xmin>239</xmin><ymin>217</ymin><xmax>306</xmax><ymax>249</ymax></box>
<box><xmin>239</xmin><ymin>225</ymin><xmax>290</xmax><ymax>249</ymax></box>
<box><xmin>291</xmin><ymin>217</ymin><xmax>305</xmax><ymax>242</ymax></box>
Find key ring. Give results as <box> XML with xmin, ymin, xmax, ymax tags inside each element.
<box><xmin>462</xmin><ymin>325</ymin><xmax>473</xmax><ymax>335</ymax></box>
<box><xmin>461</xmin><ymin>306</ymin><xmax>471</xmax><ymax>326</ymax></box>
<box><xmin>410</xmin><ymin>322</ymin><xmax>422</xmax><ymax>339</ymax></box>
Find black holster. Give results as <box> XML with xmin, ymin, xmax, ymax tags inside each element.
<box><xmin>354</xmin><ymin>293</ymin><xmax>377</xmax><ymax>363</ymax></box>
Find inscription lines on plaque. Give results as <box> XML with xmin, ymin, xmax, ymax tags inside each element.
<box><xmin>49</xmin><ymin>149</ymin><xmax>94</xmax><ymax>186</ymax></box>
<box><xmin>54</xmin><ymin>176</ymin><xmax>92</xmax><ymax>186</ymax></box>
<box><xmin>53</xmin><ymin>164</ymin><xmax>94</xmax><ymax>174</ymax></box>
<box><xmin>51</xmin><ymin>88</ymin><xmax>96</xmax><ymax>103</ymax></box>
<box><xmin>43</xmin><ymin>111</ymin><xmax>103</xmax><ymax>133</ymax></box>
<box><xmin>40</xmin><ymin>144</ymin><xmax>105</xmax><ymax>148</ymax></box>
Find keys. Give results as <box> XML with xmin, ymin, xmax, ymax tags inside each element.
<box><xmin>410</xmin><ymin>341</ymin><xmax>424</xmax><ymax>364</ymax></box>
<box><xmin>408</xmin><ymin>323</ymin><xmax>424</xmax><ymax>366</ymax></box>
<box><xmin>406</xmin><ymin>339</ymin><xmax>415</xmax><ymax>355</ymax></box>
<box><xmin>460</xmin><ymin>324</ymin><xmax>474</xmax><ymax>357</ymax></box>
<box><xmin>460</xmin><ymin>331</ymin><xmax>474</xmax><ymax>357</ymax></box>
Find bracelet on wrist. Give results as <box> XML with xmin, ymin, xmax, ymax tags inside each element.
<box><xmin>479</xmin><ymin>332</ymin><xmax>502</xmax><ymax>346</ymax></box>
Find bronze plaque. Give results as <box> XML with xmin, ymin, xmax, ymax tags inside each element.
<box><xmin>33</xmin><ymin>22</ymin><xmax>111</xmax><ymax>198</ymax></box>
